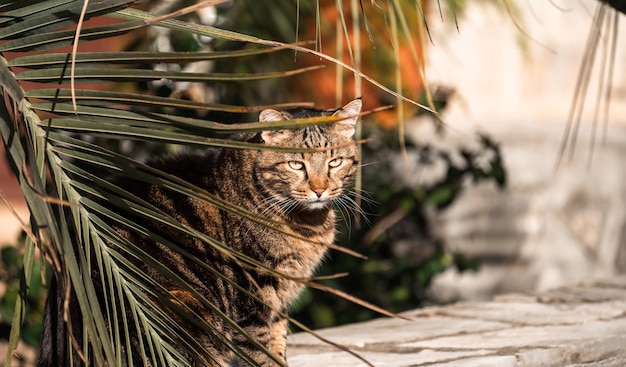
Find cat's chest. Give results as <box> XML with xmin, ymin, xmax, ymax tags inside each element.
<box><xmin>268</xmin><ymin>224</ymin><xmax>331</xmax><ymax>273</ymax></box>
<box><xmin>252</xmin><ymin>228</ymin><xmax>331</xmax><ymax>311</ymax></box>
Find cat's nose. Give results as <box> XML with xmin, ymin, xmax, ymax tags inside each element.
<box><xmin>312</xmin><ymin>188</ymin><xmax>326</xmax><ymax>197</ymax></box>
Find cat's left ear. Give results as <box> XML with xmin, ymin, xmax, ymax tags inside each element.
<box><xmin>259</xmin><ymin>109</ymin><xmax>291</xmax><ymax>144</ymax></box>
<box><xmin>332</xmin><ymin>98</ymin><xmax>362</xmax><ymax>138</ymax></box>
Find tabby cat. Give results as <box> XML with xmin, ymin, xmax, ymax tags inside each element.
<box><xmin>38</xmin><ymin>99</ymin><xmax>362</xmax><ymax>367</ymax></box>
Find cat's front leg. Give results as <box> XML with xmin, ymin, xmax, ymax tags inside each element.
<box><xmin>234</xmin><ymin>315</ymin><xmax>287</xmax><ymax>366</ymax></box>
<box><xmin>269</xmin><ymin>316</ymin><xmax>288</xmax><ymax>363</ymax></box>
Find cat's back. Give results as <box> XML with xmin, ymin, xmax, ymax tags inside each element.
<box><xmin>148</xmin><ymin>149</ymin><xmax>219</xmax><ymax>186</ymax></box>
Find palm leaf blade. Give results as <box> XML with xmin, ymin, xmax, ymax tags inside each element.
<box><xmin>0</xmin><ymin>0</ymin><xmax>52</xmax><ymax>13</ymax></box>
<box><xmin>35</xmin><ymin>102</ymin><xmax>347</xmax><ymax>136</ymax></box>
<box><xmin>26</xmin><ymin>88</ymin><xmax>310</xmax><ymax>112</ymax></box>
<box><xmin>16</xmin><ymin>65</ymin><xmax>322</xmax><ymax>83</ymax></box>
<box><xmin>0</xmin><ymin>0</ymin><xmax>135</xmax><ymax>41</ymax></box>
<box><xmin>9</xmin><ymin>47</ymin><xmax>290</xmax><ymax>68</ymax></box>
<box><xmin>0</xmin><ymin>20</ymin><xmax>143</xmax><ymax>52</ymax></box>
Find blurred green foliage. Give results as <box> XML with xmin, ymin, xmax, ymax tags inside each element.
<box><xmin>0</xmin><ymin>235</ymin><xmax>47</xmax><ymax>347</ymax></box>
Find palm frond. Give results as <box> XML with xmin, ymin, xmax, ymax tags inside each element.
<box><xmin>0</xmin><ymin>1</ymin><xmax>422</xmax><ymax>366</ymax></box>
<box><xmin>9</xmin><ymin>47</ymin><xmax>295</xmax><ymax>68</ymax></box>
<box><xmin>556</xmin><ymin>2</ymin><xmax>619</xmax><ymax>169</ymax></box>
<box><xmin>26</xmin><ymin>88</ymin><xmax>312</xmax><ymax>111</ymax></box>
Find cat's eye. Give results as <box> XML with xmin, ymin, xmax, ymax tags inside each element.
<box><xmin>328</xmin><ymin>158</ymin><xmax>343</xmax><ymax>168</ymax></box>
<box><xmin>288</xmin><ymin>161</ymin><xmax>304</xmax><ymax>170</ymax></box>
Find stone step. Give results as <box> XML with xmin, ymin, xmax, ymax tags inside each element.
<box><xmin>288</xmin><ymin>276</ymin><xmax>626</xmax><ymax>367</ymax></box>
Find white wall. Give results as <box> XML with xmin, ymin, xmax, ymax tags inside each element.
<box><xmin>426</xmin><ymin>0</ymin><xmax>626</xmax><ymax>128</ymax></box>
<box><xmin>417</xmin><ymin>1</ymin><xmax>626</xmax><ymax>302</ymax></box>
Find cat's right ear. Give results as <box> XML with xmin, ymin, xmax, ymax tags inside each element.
<box><xmin>259</xmin><ymin>109</ymin><xmax>290</xmax><ymax>145</ymax></box>
<box><xmin>332</xmin><ymin>98</ymin><xmax>362</xmax><ymax>138</ymax></box>
<box><xmin>259</xmin><ymin>109</ymin><xmax>285</xmax><ymax>122</ymax></box>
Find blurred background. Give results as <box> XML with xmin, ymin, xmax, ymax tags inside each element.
<box><xmin>421</xmin><ymin>0</ymin><xmax>626</xmax><ymax>304</ymax></box>
<box><xmin>1</xmin><ymin>0</ymin><xmax>626</xmax><ymax>353</ymax></box>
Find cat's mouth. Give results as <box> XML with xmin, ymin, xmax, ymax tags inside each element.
<box><xmin>292</xmin><ymin>194</ymin><xmax>333</xmax><ymax>211</ymax></box>
<box><xmin>289</xmin><ymin>190</ymin><xmax>334</xmax><ymax>211</ymax></box>
<box><xmin>302</xmin><ymin>200</ymin><xmax>331</xmax><ymax>211</ymax></box>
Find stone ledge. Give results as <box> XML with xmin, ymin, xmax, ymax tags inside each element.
<box><xmin>287</xmin><ymin>276</ymin><xmax>626</xmax><ymax>367</ymax></box>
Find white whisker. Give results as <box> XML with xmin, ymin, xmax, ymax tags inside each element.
<box><xmin>357</xmin><ymin>161</ymin><xmax>380</xmax><ymax>168</ymax></box>
<box><xmin>343</xmin><ymin>188</ymin><xmax>378</xmax><ymax>208</ymax></box>
<box><xmin>333</xmin><ymin>193</ymin><xmax>372</xmax><ymax>227</ymax></box>
<box><xmin>333</xmin><ymin>197</ymin><xmax>352</xmax><ymax>228</ymax></box>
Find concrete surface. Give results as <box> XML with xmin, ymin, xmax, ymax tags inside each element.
<box><xmin>288</xmin><ymin>276</ymin><xmax>626</xmax><ymax>367</ymax></box>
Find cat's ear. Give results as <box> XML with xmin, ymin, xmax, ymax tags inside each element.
<box><xmin>259</xmin><ymin>109</ymin><xmax>286</xmax><ymax>122</ymax></box>
<box><xmin>259</xmin><ymin>109</ymin><xmax>291</xmax><ymax>144</ymax></box>
<box><xmin>332</xmin><ymin>98</ymin><xmax>362</xmax><ymax>138</ymax></box>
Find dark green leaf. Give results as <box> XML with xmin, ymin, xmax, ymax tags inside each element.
<box><xmin>15</xmin><ymin>65</ymin><xmax>322</xmax><ymax>83</ymax></box>
<box><xmin>26</xmin><ymin>88</ymin><xmax>311</xmax><ymax>112</ymax></box>
<box><xmin>0</xmin><ymin>0</ymin><xmax>135</xmax><ymax>42</ymax></box>
<box><xmin>9</xmin><ymin>47</ymin><xmax>290</xmax><ymax>68</ymax></box>
<box><xmin>0</xmin><ymin>20</ymin><xmax>143</xmax><ymax>52</ymax></box>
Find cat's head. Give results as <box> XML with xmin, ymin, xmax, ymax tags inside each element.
<box><xmin>255</xmin><ymin>99</ymin><xmax>361</xmax><ymax>212</ymax></box>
